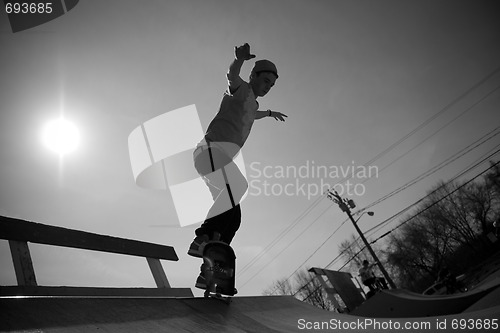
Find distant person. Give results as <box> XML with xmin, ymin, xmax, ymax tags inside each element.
<box><xmin>359</xmin><ymin>260</ymin><xmax>387</xmax><ymax>292</ymax></box>
<box><xmin>494</xmin><ymin>219</ymin><xmax>499</xmax><ymax>237</ymax></box>
<box><xmin>188</xmin><ymin>43</ymin><xmax>287</xmax><ymax>289</ymax></box>
<box><xmin>436</xmin><ymin>267</ymin><xmax>458</xmax><ymax>294</ymax></box>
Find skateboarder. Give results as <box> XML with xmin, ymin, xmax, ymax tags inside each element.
<box><xmin>188</xmin><ymin>43</ymin><xmax>287</xmax><ymax>288</ymax></box>
<box><xmin>359</xmin><ymin>260</ymin><xmax>387</xmax><ymax>292</ymax></box>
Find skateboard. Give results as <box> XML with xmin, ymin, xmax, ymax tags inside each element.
<box><xmin>198</xmin><ymin>238</ymin><xmax>237</xmax><ymax>304</ymax></box>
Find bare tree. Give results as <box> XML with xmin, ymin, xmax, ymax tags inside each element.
<box><xmin>262</xmin><ymin>277</ymin><xmax>295</xmax><ymax>296</ymax></box>
<box><xmin>385</xmin><ymin>162</ymin><xmax>500</xmax><ymax>291</ymax></box>
<box><xmin>337</xmin><ymin>234</ymin><xmax>365</xmax><ymax>272</ymax></box>
<box><xmin>263</xmin><ymin>269</ymin><xmax>334</xmax><ymax>311</ymax></box>
<box><xmin>294</xmin><ymin>270</ymin><xmax>335</xmax><ymax>311</ymax></box>
<box><xmin>485</xmin><ymin>161</ymin><xmax>500</xmax><ymax>196</ymax></box>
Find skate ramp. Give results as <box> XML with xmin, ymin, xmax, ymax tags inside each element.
<box><xmin>4</xmin><ymin>296</ymin><xmax>323</xmax><ymax>333</ymax></box>
<box><xmin>352</xmin><ymin>277</ymin><xmax>500</xmax><ymax>318</ymax></box>
<box><xmin>2</xmin><ymin>295</ymin><xmax>500</xmax><ymax>333</ymax></box>
<box><xmin>464</xmin><ymin>283</ymin><xmax>500</xmax><ymax>313</ymax></box>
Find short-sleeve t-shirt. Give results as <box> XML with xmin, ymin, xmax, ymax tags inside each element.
<box><xmin>204</xmin><ymin>79</ymin><xmax>258</xmax><ymax>149</ymax></box>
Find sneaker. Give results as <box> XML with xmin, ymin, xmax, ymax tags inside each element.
<box><xmin>195</xmin><ymin>273</ymin><xmax>207</xmax><ymax>289</ymax></box>
<box><xmin>187</xmin><ymin>234</ymin><xmax>210</xmax><ymax>258</ymax></box>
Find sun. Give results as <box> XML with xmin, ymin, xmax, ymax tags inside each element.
<box><xmin>42</xmin><ymin>117</ymin><xmax>80</xmax><ymax>155</ymax></box>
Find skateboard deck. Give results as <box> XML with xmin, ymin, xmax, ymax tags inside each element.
<box><xmin>200</xmin><ymin>240</ymin><xmax>237</xmax><ymax>304</ymax></box>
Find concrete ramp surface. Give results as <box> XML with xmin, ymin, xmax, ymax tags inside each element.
<box><xmin>2</xmin><ymin>295</ymin><xmax>500</xmax><ymax>332</ymax></box>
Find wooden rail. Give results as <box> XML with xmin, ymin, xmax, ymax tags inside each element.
<box><xmin>0</xmin><ymin>215</ymin><xmax>192</xmax><ymax>297</ymax></box>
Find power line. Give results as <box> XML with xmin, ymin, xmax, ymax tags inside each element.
<box><xmin>363</xmin><ymin>126</ymin><xmax>500</xmax><ymax>218</ymax></box>
<box><xmin>276</xmin><ymin>157</ymin><xmax>500</xmax><ymax>297</ymax></box>
<box><xmin>239</xmin><ymin>66</ymin><xmax>500</xmax><ymax>288</ymax></box>
<box><xmin>370</xmin><ymin>155</ymin><xmax>500</xmax><ymax>242</ymax></box>
<box><xmin>363</xmin><ymin>146</ymin><xmax>500</xmax><ymax>240</ymax></box>
<box><xmin>239</xmin><ymin>201</ymin><xmax>333</xmax><ymax>289</ymax></box>
<box><xmin>238</xmin><ymin>194</ymin><xmax>326</xmax><ymax>276</ymax></box>
<box><xmin>357</xmin><ymin>67</ymin><xmax>500</xmax><ymax>170</ymax></box>
<box><xmin>266</xmin><ymin>215</ymin><xmax>352</xmax><ymax>294</ymax></box>
<box><xmin>270</xmin><ymin>135</ymin><xmax>500</xmax><ymax>293</ymax></box>
<box><xmin>288</xmin><ymin>87</ymin><xmax>500</xmax><ymax>278</ymax></box>
<box><xmin>361</xmin><ymin>138</ymin><xmax>500</xmax><ymax>238</ymax></box>
<box><xmin>265</xmin><ymin>138</ymin><xmax>500</xmax><ymax>295</ymax></box>
<box><xmin>367</xmin><ymin>85</ymin><xmax>500</xmax><ymax>181</ymax></box>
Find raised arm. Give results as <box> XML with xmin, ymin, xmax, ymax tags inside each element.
<box><xmin>227</xmin><ymin>43</ymin><xmax>255</xmax><ymax>93</ymax></box>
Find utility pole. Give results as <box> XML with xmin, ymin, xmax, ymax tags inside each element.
<box><xmin>327</xmin><ymin>190</ymin><xmax>396</xmax><ymax>289</ymax></box>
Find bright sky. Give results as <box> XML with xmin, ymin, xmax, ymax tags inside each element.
<box><xmin>1</xmin><ymin>0</ymin><xmax>500</xmax><ymax>297</ymax></box>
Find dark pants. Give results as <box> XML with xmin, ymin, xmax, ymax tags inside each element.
<box><xmin>195</xmin><ymin>204</ymin><xmax>241</xmax><ymax>244</ymax></box>
<box><xmin>193</xmin><ymin>142</ymin><xmax>247</xmax><ymax>245</ymax></box>
<box><xmin>363</xmin><ymin>277</ymin><xmax>388</xmax><ymax>291</ymax></box>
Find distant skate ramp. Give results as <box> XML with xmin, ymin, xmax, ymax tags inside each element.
<box><xmin>352</xmin><ymin>277</ymin><xmax>500</xmax><ymax>318</ymax></box>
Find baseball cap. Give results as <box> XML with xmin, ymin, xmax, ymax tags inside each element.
<box><xmin>251</xmin><ymin>59</ymin><xmax>278</xmax><ymax>79</ymax></box>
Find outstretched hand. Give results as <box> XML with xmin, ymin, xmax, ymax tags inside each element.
<box><xmin>235</xmin><ymin>43</ymin><xmax>256</xmax><ymax>61</ymax></box>
<box><xmin>270</xmin><ymin>111</ymin><xmax>288</xmax><ymax>122</ymax></box>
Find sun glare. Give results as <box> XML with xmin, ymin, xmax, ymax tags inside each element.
<box><xmin>42</xmin><ymin>118</ymin><xmax>80</xmax><ymax>155</ymax></box>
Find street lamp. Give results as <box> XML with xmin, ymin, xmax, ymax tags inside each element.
<box><xmin>327</xmin><ymin>190</ymin><xmax>396</xmax><ymax>289</ymax></box>
<box><xmin>354</xmin><ymin>211</ymin><xmax>374</xmax><ymax>223</ymax></box>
